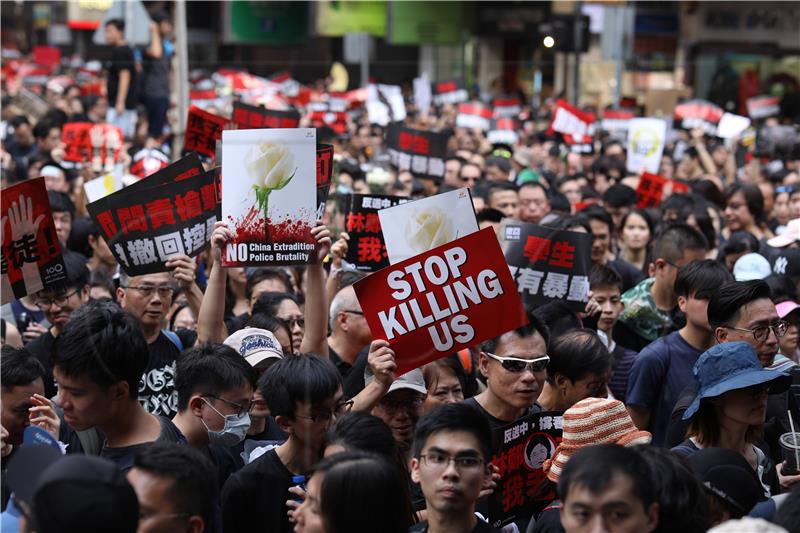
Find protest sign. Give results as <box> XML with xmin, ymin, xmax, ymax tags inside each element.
<box><xmin>385</xmin><ymin>125</ymin><xmax>448</xmax><ymax>183</ymax></box>
<box><xmin>488</xmin><ymin>411</ymin><xmax>564</xmax><ymax>528</ymax></box>
<box><xmin>548</xmin><ymin>100</ymin><xmax>595</xmax><ymax>145</ymax></box>
<box><xmin>432</xmin><ymin>79</ymin><xmax>469</xmax><ymax>106</ymax></box>
<box><xmin>130</xmin><ymin>148</ymin><xmax>170</xmax><ymax>179</ymax></box>
<box><xmin>232</xmin><ymin>101</ymin><xmax>301</xmax><ymax>130</ymax></box>
<box><xmin>62</xmin><ymin>122</ymin><xmax>123</xmax><ymax>170</ymax></box>
<box><xmin>306</xmin><ymin>103</ymin><xmax>349</xmax><ymax>135</ymax></box>
<box><xmin>366</xmin><ymin>84</ymin><xmax>407</xmax><ymax>126</ymax></box>
<box><xmin>499</xmin><ymin>221</ymin><xmax>592</xmax><ymax>313</ymax></box>
<box><xmin>746</xmin><ymin>95</ymin><xmax>780</xmax><ymax>120</ymax></box>
<box><xmin>634</xmin><ymin>172</ymin><xmax>688</xmax><ymax>209</ymax></box>
<box><xmin>87</xmin><ymin>154</ymin><xmax>205</xmax><ymax>242</ymax></box>
<box><xmin>626</xmin><ymin>118</ymin><xmax>667</xmax><ymax>174</ymax></box>
<box><xmin>600</xmin><ymin>109</ymin><xmax>636</xmax><ymax>134</ymax></box>
<box><xmin>316</xmin><ymin>144</ymin><xmax>335</xmax><ymax>220</ymax></box>
<box><xmin>488</xmin><ymin>118</ymin><xmax>520</xmax><ymax>146</ymax></box>
<box><xmin>83</xmin><ymin>166</ymin><xmax>123</xmax><ymax>203</ymax></box>
<box><xmin>343</xmin><ymin>194</ymin><xmax>408</xmax><ymax>271</ymax></box>
<box><xmin>456</xmin><ymin>103</ymin><xmax>492</xmax><ymax>131</ymax></box>
<box><xmin>354</xmin><ymin>227</ymin><xmax>528</xmax><ymax>375</ymax></box>
<box><xmin>12</xmin><ymin>88</ymin><xmax>49</xmax><ymax>121</ymax></box>
<box><xmin>413</xmin><ymin>74</ymin><xmax>432</xmax><ymax>116</ymax></box>
<box><xmin>88</xmin><ymin>168</ymin><xmax>220</xmax><ymax>276</ymax></box>
<box><xmin>673</xmin><ymin>99</ymin><xmax>723</xmax><ymax>134</ymax></box>
<box><xmin>492</xmin><ymin>97</ymin><xmax>522</xmax><ymax>119</ymax></box>
<box><xmin>717</xmin><ymin>112</ymin><xmax>751</xmax><ymax>139</ymax></box>
<box><xmin>379</xmin><ymin>188</ymin><xmax>478</xmax><ymax>265</ymax></box>
<box><xmin>183</xmin><ymin>105</ymin><xmax>228</xmax><ymax>159</ymax></box>
<box><xmin>221</xmin><ymin>128</ymin><xmax>317</xmax><ymax>266</ymax></box>
<box><xmin>1</xmin><ymin>178</ymin><xmax>67</xmax><ymax>304</ymax></box>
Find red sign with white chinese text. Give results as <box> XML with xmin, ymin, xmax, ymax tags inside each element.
<box><xmin>548</xmin><ymin>100</ymin><xmax>595</xmax><ymax>145</ymax></box>
<box><xmin>184</xmin><ymin>106</ymin><xmax>228</xmax><ymax>159</ymax></box>
<box><xmin>354</xmin><ymin>227</ymin><xmax>527</xmax><ymax>375</ymax></box>
<box><xmin>635</xmin><ymin>172</ymin><xmax>690</xmax><ymax>209</ymax></box>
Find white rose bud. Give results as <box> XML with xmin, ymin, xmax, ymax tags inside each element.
<box><xmin>404</xmin><ymin>207</ymin><xmax>455</xmax><ymax>253</ymax></box>
<box><xmin>245</xmin><ymin>143</ymin><xmax>295</xmax><ymax>190</ymax></box>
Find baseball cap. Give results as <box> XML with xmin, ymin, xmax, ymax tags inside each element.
<box><xmin>776</xmin><ymin>300</ymin><xmax>800</xmax><ymax>319</ymax></box>
<box><xmin>767</xmin><ymin>218</ymin><xmax>800</xmax><ymax>248</ymax></box>
<box><xmin>733</xmin><ymin>253</ymin><xmax>772</xmax><ymax>281</ymax></box>
<box><xmin>687</xmin><ymin>447</ymin><xmax>764</xmax><ymax>515</ymax></box>
<box><xmin>364</xmin><ymin>366</ymin><xmax>427</xmax><ymax>396</ymax></box>
<box><xmin>224</xmin><ymin>327</ymin><xmax>283</xmax><ymax>368</ymax></box>
<box><xmin>6</xmin><ymin>446</ymin><xmax>138</xmax><ymax>533</ymax></box>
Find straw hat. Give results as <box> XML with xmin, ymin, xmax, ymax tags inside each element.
<box><xmin>543</xmin><ymin>397</ymin><xmax>652</xmax><ymax>483</ymax></box>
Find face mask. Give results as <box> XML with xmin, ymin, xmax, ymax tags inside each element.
<box><xmin>201</xmin><ymin>399</ymin><xmax>251</xmax><ymax>447</ymax></box>
<box><xmin>336</xmin><ymin>184</ymin><xmax>352</xmax><ymax>195</ymax></box>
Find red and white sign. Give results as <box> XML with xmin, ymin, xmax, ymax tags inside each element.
<box><xmin>354</xmin><ymin>227</ymin><xmax>528</xmax><ymax>375</ymax></box>
<box><xmin>746</xmin><ymin>96</ymin><xmax>780</xmax><ymax>120</ymax></box>
<box><xmin>548</xmin><ymin>100</ymin><xmax>595</xmax><ymax>145</ymax></box>
<box><xmin>601</xmin><ymin>109</ymin><xmax>636</xmax><ymax>133</ymax></box>
<box><xmin>674</xmin><ymin>100</ymin><xmax>723</xmax><ymax>134</ymax></box>
<box><xmin>456</xmin><ymin>103</ymin><xmax>493</xmax><ymax>131</ymax></box>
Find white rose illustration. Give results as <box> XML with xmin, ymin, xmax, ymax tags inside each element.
<box><xmin>244</xmin><ymin>142</ymin><xmax>297</xmax><ymax>240</ymax></box>
<box><xmin>404</xmin><ymin>207</ymin><xmax>455</xmax><ymax>253</ymax></box>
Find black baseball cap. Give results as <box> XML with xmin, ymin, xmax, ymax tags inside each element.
<box><xmin>7</xmin><ymin>446</ymin><xmax>139</xmax><ymax>533</ymax></box>
<box><xmin>687</xmin><ymin>447</ymin><xmax>764</xmax><ymax>515</ymax></box>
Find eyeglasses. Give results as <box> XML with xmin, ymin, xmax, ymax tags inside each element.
<box><xmin>419</xmin><ymin>451</ymin><xmax>484</xmax><ymax>471</ymax></box>
<box><xmin>122</xmin><ymin>284</ymin><xmax>175</xmax><ymax>299</ymax></box>
<box><xmin>34</xmin><ymin>288</ymin><xmax>81</xmax><ymax>309</ymax></box>
<box><xmin>204</xmin><ymin>395</ymin><xmax>254</xmax><ymax>417</ymax></box>
<box><xmin>281</xmin><ymin>316</ymin><xmax>305</xmax><ymax>329</ymax></box>
<box><xmin>722</xmin><ymin>321</ymin><xmax>788</xmax><ymax>343</ymax></box>
<box><xmin>295</xmin><ymin>399</ymin><xmax>354</xmax><ymax>423</ymax></box>
<box><xmin>341</xmin><ymin>310</ymin><xmax>364</xmax><ymax>316</ymax></box>
<box><xmin>486</xmin><ymin>352</ymin><xmax>550</xmax><ymax>373</ymax></box>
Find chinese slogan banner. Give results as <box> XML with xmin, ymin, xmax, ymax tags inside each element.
<box><xmin>87</xmin><ymin>168</ymin><xmax>220</xmax><ymax>276</ymax></box>
<box><xmin>489</xmin><ymin>412</ymin><xmax>564</xmax><ymax>528</ymax></box>
<box><xmin>232</xmin><ymin>101</ymin><xmax>301</xmax><ymax>130</ymax></box>
<box><xmin>183</xmin><ymin>105</ymin><xmax>228</xmax><ymax>159</ymax></box>
<box><xmin>1</xmin><ymin>178</ymin><xmax>67</xmax><ymax>304</ymax></box>
<box><xmin>343</xmin><ymin>194</ymin><xmax>407</xmax><ymax>271</ymax></box>
<box><xmin>673</xmin><ymin>99</ymin><xmax>723</xmax><ymax>134</ymax></box>
<box><xmin>432</xmin><ymin>79</ymin><xmax>468</xmax><ymax>106</ymax></box>
<box><xmin>492</xmin><ymin>97</ymin><xmax>522</xmax><ymax>119</ymax></box>
<box><xmin>626</xmin><ymin>117</ymin><xmax>667</xmax><ymax>174</ymax></box>
<box><xmin>600</xmin><ymin>109</ymin><xmax>636</xmax><ymax>134</ymax></box>
<box><xmin>635</xmin><ymin>172</ymin><xmax>690</xmax><ymax>209</ymax></box>
<box><xmin>456</xmin><ymin>103</ymin><xmax>493</xmax><ymax>131</ymax></box>
<box><xmin>354</xmin><ymin>227</ymin><xmax>527</xmax><ymax>375</ymax></box>
<box><xmin>385</xmin><ymin>125</ymin><xmax>448</xmax><ymax>183</ymax></box>
<box><xmin>746</xmin><ymin>95</ymin><xmax>780</xmax><ymax>120</ymax></box>
<box><xmin>499</xmin><ymin>221</ymin><xmax>592</xmax><ymax>313</ymax></box>
<box><xmin>488</xmin><ymin>118</ymin><xmax>520</xmax><ymax>146</ymax></box>
<box><xmin>548</xmin><ymin>100</ymin><xmax>595</xmax><ymax>145</ymax></box>
<box><xmin>316</xmin><ymin>144</ymin><xmax>335</xmax><ymax>220</ymax></box>
<box><xmin>62</xmin><ymin>122</ymin><xmax>123</xmax><ymax>170</ymax></box>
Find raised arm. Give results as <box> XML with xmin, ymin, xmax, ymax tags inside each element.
<box><xmin>196</xmin><ymin>221</ymin><xmax>232</xmax><ymax>344</ymax></box>
<box><xmin>300</xmin><ymin>221</ymin><xmax>332</xmax><ymax>356</ymax></box>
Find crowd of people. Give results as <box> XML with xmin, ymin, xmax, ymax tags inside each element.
<box><xmin>3</xmin><ymin>12</ymin><xmax>800</xmax><ymax>533</ymax></box>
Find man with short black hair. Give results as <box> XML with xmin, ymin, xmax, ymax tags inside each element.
<box><xmin>459</xmin><ymin>163</ymin><xmax>482</xmax><ymax>190</ymax></box>
<box><xmin>602</xmin><ymin>184</ymin><xmax>637</xmax><ymax>232</ymax></box>
<box><xmin>127</xmin><ymin>442</ymin><xmax>216</xmax><ymax>533</ymax></box>
<box><xmin>47</xmin><ymin>191</ymin><xmax>75</xmax><ymax>246</ymax></box>
<box><xmin>558</xmin><ymin>444</ymin><xmax>659</xmax><ymax>533</ymax></box>
<box><xmin>221</xmin><ymin>354</ymin><xmax>347</xmax><ymax>533</ymax></box>
<box><xmin>485</xmin><ymin>156</ymin><xmax>512</xmax><ymax>183</ymax></box>
<box><xmin>466</xmin><ymin>311</ymin><xmax>550</xmax><ymax>429</ymax></box>
<box><xmin>486</xmin><ymin>182</ymin><xmax>519</xmax><ymax>219</ymax></box>
<box><xmin>518</xmin><ymin>182</ymin><xmax>552</xmax><ymax>225</ymax></box>
<box><xmin>443</xmin><ymin>156</ymin><xmax>466</xmax><ymax>188</ymax></box>
<box><xmin>52</xmin><ymin>300</ymin><xmax>185</xmax><ymax>471</ymax></box>
<box><xmin>626</xmin><ymin>260</ymin><xmax>732</xmax><ymax>445</ymax></box>
<box><xmin>577</xmin><ymin>205</ymin><xmax>644</xmax><ymax>292</ymax></box>
<box><xmin>104</xmin><ymin>18</ymin><xmax>138</xmax><ymax>138</ymax></box>
<box><xmin>1</xmin><ymin>346</ymin><xmax>48</xmax><ymax>448</ymax></box>
<box><xmin>410</xmin><ymin>403</ymin><xmax>498</xmax><ymax>533</ymax></box>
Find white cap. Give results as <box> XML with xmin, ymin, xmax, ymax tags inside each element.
<box><xmin>224</xmin><ymin>328</ymin><xmax>283</xmax><ymax>368</ymax></box>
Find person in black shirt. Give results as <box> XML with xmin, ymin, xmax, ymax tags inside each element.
<box><xmin>172</xmin><ymin>343</ymin><xmax>257</xmax><ymax>488</ymax></box>
<box><xmin>23</xmin><ymin>251</ymin><xmax>90</xmax><ymax>399</ymax></box>
<box><xmin>52</xmin><ymin>301</ymin><xmax>185</xmax><ymax>472</ymax></box>
<box><xmin>327</xmin><ymin>285</ymin><xmax>372</xmax><ymax>378</ymax></box>
<box><xmin>221</xmin><ymin>354</ymin><xmax>347</xmax><ymax>533</ymax></box>
<box><xmin>410</xmin><ymin>403</ymin><xmax>500</xmax><ymax>533</ymax></box>
<box><xmin>104</xmin><ymin>18</ymin><xmax>138</xmax><ymax>138</ymax></box>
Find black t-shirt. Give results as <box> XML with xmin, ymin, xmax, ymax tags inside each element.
<box><xmin>229</xmin><ymin>417</ymin><xmax>287</xmax><ymax>469</ymax></box>
<box><xmin>328</xmin><ymin>344</ymin><xmax>354</xmax><ymax>379</ymax></box>
<box><xmin>221</xmin><ymin>448</ymin><xmax>295</xmax><ymax>533</ymax></box>
<box><xmin>106</xmin><ymin>45</ymin><xmax>138</xmax><ymax>109</ymax></box>
<box><xmin>343</xmin><ymin>348</ymin><xmax>371</xmax><ymax>399</ymax></box>
<box><xmin>463</xmin><ymin>397</ymin><xmax>542</xmax><ymax>431</ymax></box>
<box><xmin>100</xmin><ymin>416</ymin><xmax>186</xmax><ymax>472</ymax></box>
<box><xmin>531</xmin><ymin>501</ymin><xmax>565</xmax><ymax>533</ymax></box>
<box><xmin>24</xmin><ymin>329</ymin><xmax>57</xmax><ymax>398</ymax></box>
<box><xmin>139</xmin><ymin>332</ymin><xmax>180</xmax><ymax>418</ymax></box>
<box><xmin>410</xmin><ymin>517</ymin><xmax>501</xmax><ymax>532</ymax></box>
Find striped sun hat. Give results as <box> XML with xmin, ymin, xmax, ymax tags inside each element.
<box><xmin>543</xmin><ymin>397</ymin><xmax>652</xmax><ymax>483</ymax></box>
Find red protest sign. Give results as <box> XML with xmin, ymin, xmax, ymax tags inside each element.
<box><xmin>635</xmin><ymin>172</ymin><xmax>669</xmax><ymax>208</ymax></box>
<box><xmin>232</xmin><ymin>101</ymin><xmax>300</xmax><ymax>130</ymax></box>
<box><xmin>354</xmin><ymin>227</ymin><xmax>527</xmax><ymax>375</ymax></box>
<box><xmin>61</xmin><ymin>123</ymin><xmax>123</xmax><ymax>170</ymax></box>
<box><xmin>548</xmin><ymin>100</ymin><xmax>595</xmax><ymax>144</ymax></box>
<box><xmin>746</xmin><ymin>95</ymin><xmax>780</xmax><ymax>120</ymax></box>
<box><xmin>1</xmin><ymin>178</ymin><xmax>67</xmax><ymax>304</ymax></box>
<box><xmin>315</xmin><ymin>144</ymin><xmax>335</xmax><ymax>220</ymax></box>
<box><xmin>33</xmin><ymin>46</ymin><xmax>61</xmax><ymax>69</ymax></box>
<box><xmin>184</xmin><ymin>106</ymin><xmax>228</xmax><ymax>158</ymax></box>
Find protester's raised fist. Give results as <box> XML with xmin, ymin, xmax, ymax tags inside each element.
<box><xmin>165</xmin><ymin>254</ymin><xmax>197</xmax><ymax>288</ymax></box>
<box><xmin>310</xmin><ymin>220</ymin><xmax>332</xmax><ymax>264</ymax></box>
<box><xmin>368</xmin><ymin>339</ymin><xmax>397</xmax><ymax>389</ymax></box>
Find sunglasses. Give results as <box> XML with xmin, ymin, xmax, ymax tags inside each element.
<box><xmin>486</xmin><ymin>352</ymin><xmax>550</xmax><ymax>373</ymax></box>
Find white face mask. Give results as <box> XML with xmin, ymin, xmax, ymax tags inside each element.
<box><xmin>201</xmin><ymin>398</ymin><xmax>251</xmax><ymax>447</ymax></box>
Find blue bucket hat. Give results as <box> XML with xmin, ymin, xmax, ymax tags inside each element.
<box><xmin>683</xmin><ymin>342</ymin><xmax>791</xmax><ymax>420</ymax></box>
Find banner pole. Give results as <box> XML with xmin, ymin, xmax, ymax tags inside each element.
<box><xmin>173</xmin><ymin>0</ymin><xmax>189</xmax><ymax>162</ymax></box>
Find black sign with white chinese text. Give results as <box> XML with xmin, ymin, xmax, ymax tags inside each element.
<box><xmin>499</xmin><ymin>221</ymin><xmax>592</xmax><ymax>312</ymax></box>
<box><xmin>343</xmin><ymin>194</ymin><xmax>407</xmax><ymax>271</ymax></box>
<box><xmin>232</xmin><ymin>101</ymin><xmax>301</xmax><ymax>130</ymax></box>
<box><xmin>385</xmin><ymin>125</ymin><xmax>448</xmax><ymax>183</ymax></box>
<box><xmin>316</xmin><ymin>144</ymin><xmax>334</xmax><ymax>220</ymax></box>
<box><xmin>432</xmin><ymin>79</ymin><xmax>469</xmax><ymax>106</ymax></box>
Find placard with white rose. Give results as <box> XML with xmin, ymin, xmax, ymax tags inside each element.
<box><xmin>221</xmin><ymin>128</ymin><xmax>317</xmax><ymax>266</ymax></box>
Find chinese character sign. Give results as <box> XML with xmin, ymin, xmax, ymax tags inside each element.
<box><xmin>635</xmin><ymin>172</ymin><xmax>689</xmax><ymax>209</ymax></box>
<box><xmin>379</xmin><ymin>188</ymin><xmax>479</xmax><ymax>265</ymax></box>
<box><xmin>432</xmin><ymin>79</ymin><xmax>468</xmax><ymax>106</ymax></box>
<box><xmin>87</xmin><ymin>169</ymin><xmax>221</xmax><ymax>276</ymax></box>
<box><xmin>221</xmin><ymin>128</ymin><xmax>317</xmax><ymax>266</ymax></box>
<box><xmin>61</xmin><ymin>122</ymin><xmax>123</xmax><ymax>171</ymax></box>
<box><xmin>315</xmin><ymin>144</ymin><xmax>335</xmax><ymax>221</ymax></box>
<box><xmin>385</xmin><ymin>125</ymin><xmax>448</xmax><ymax>183</ymax></box>
<box><xmin>183</xmin><ymin>106</ymin><xmax>228</xmax><ymax>159</ymax></box>
<box><xmin>500</xmin><ymin>221</ymin><xmax>592</xmax><ymax>313</ymax></box>
<box><xmin>456</xmin><ymin>103</ymin><xmax>493</xmax><ymax>131</ymax></box>
<box><xmin>626</xmin><ymin>118</ymin><xmax>667</xmax><ymax>174</ymax></box>
<box><xmin>673</xmin><ymin>100</ymin><xmax>723</xmax><ymax>134</ymax></box>
<box><xmin>1</xmin><ymin>178</ymin><xmax>67</xmax><ymax>304</ymax></box>
<box><xmin>354</xmin><ymin>227</ymin><xmax>527</xmax><ymax>376</ymax></box>
<box><xmin>746</xmin><ymin>96</ymin><xmax>780</xmax><ymax>120</ymax></box>
<box><xmin>488</xmin><ymin>411</ymin><xmax>564</xmax><ymax>528</ymax></box>
<box><xmin>343</xmin><ymin>194</ymin><xmax>407</xmax><ymax>271</ymax></box>
<box><xmin>548</xmin><ymin>100</ymin><xmax>595</xmax><ymax>145</ymax></box>
<box><xmin>232</xmin><ymin>102</ymin><xmax>301</xmax><ymax>130</ymax></box>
